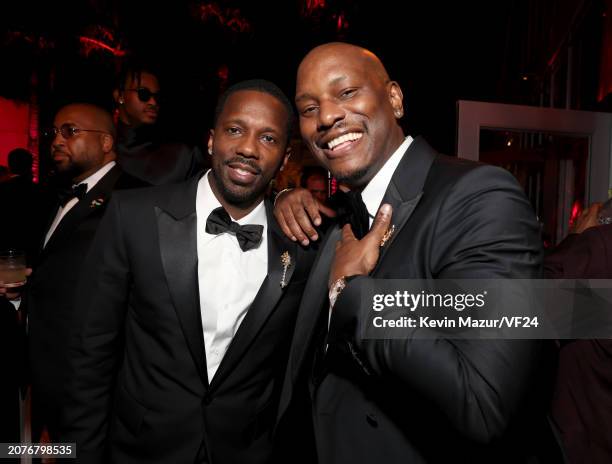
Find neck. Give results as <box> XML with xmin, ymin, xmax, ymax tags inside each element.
<box><xmin>207</xmin><ymin>174</ymin><xmax>263</xmax><ymax>220</ymax></box>
<box><xmin>73</xmin><ymin>157</ymin><xmax>113</xmax><ymax>184</ymax></box>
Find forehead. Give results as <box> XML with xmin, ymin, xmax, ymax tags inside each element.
<box><xmin>218</xmin><ymin>90</ymin><xmax>287</xmax><ymax>131</ymax></box>
<box><xmin>296</xmin><ymin>52</ymin><xmax>377</xmax><ymax>96</ymax></box>
<box><xmin>54</xmin><ymin>106</ymin><xmax>95</xmax><ymax>127</ymax></box>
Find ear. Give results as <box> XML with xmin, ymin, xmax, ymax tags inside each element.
<box><xmin>387</xmin><ymin>81</ymin><xmax>404</xmax><ymax>118</ymax></box>
<box><xmin>113</xmin><ymin>89</ymin><xmax>124</xmax><ymax>105</ymax></box>
<box><xmin>207</xmin><ymin>129</ymin><xmax>214</xmax><ymax>155</ymax></box>
<box><xmin>280</xmin><ymin>146</ymin><xmax>292</xmax><ymax>171</ymax></box>
<box><xmin>101</xmin><ymin>133</ymin><xmax>114</xmax><ymax>153</ymax></box>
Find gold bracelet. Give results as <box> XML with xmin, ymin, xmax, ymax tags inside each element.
<box><xmin>274</xmin><ymin>188</ymin><xmax>294</xmax><ymax>206</ymax></box>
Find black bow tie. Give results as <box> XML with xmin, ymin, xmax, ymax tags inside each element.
<box><xmin>330</xmin><ymin>190</ymin><xmax>370</xmax><ymax>239</ymax></box>
<box><xmin>205</xmin><ymin>207</ymin><xmax>264</xmax><ymax>251</ymax></box>
<box><xmin>58</xmin><ymin>183</ymin><xmax>88</xmax><ymax>207</ymax></box>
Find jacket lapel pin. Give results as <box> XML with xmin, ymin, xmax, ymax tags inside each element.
<box><xmin>280</xmin><ymin>251</ymin><xmax>292</xmax><ymax>288</ymax></box>
<box><xmin>380</xmin><ymin>224</ymin><xmax>395</xmax><ymax>248</ymax></box>
<box><xmin>90</xmin><ymin>198</ymin><xmax>105</xmax><ymax>208</ymax></box>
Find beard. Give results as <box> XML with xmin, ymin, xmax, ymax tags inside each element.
<box><xmin>332</xmin><ymin>165</ymin><xmax>371</xmax><ymax>189</ymax></box>
<box><xmin>210</xmin><ymin>159</ymin><xmax>269</xmax><ymax>208</ymax></box>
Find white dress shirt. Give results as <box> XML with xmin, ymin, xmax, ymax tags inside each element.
<box><xmin>196</xmin><ymin>171</ymin><xmax>268</xmax><ymax>382</ymax></box>
<box><xmin>361</xmin><ymin>136</ymin><xmax>413</xmax><ymax>227</ymax></box>
<box><xmin>43</xmin><ymin>161</ymin><xmax>116</xmax><ymax>247</ymax></box>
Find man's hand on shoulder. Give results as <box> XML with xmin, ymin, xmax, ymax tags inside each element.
<box><xmin>274</xmin><ymin>187</ymin><xmax>337</xmax><ymax>245</ymax></box>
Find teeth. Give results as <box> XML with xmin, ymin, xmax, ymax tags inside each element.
<box><xmin>327</xmin><ymin>132</ymin><xmax>363</xmax><ymax>150</ymax></box>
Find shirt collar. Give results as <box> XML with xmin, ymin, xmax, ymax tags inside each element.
<box><xmin>361</xmin><ymin>136</ymin><xmax>413</xmax><ymax>220</ymax></box>
<box><xmin>75</xmin><ymin>160</ymin><xmax>116</xmax><ymax>192</ymax></box>
<box><xmin>198</xmin><ymin>170</ymin><xmax>267</xmax><ymax>229</ymax></box>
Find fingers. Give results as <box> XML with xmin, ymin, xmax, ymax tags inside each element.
<box><xmin>282</xmin><ymin>207</ymin><xmax>310</xmax><ymax>245</ymax></box>
<box><xmin>366</xmin><ymin>203</ymin><xmax>393</xmax><ymax>244</ymax></box>
<box><xmin>318</xmin><ymin>202</ymin><xmax>337</xmax><ymax>218</ymax></box>
<box><xmin>274</xmin><ymin>209</ymin><xmax>297</xmax><ymax>242</ymax></box>
<box><xmin>303</xmin><ymin>196</ymin><xmax>323</xmax><ymax>227</ymax></box>
<box><xmin>341</xmin><ymin>224</ymin><xmax>356</xmax><ymax>243</ymax></box>
<box><xmin>291</xmin><ymin>201</ymin><xmax>319</xmax><ymax>243</ymax></box>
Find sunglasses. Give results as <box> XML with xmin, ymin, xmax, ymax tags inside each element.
<box><xmin>125</xmin><ymin>87</ymin><xmax>161</xmax><ymax>103</ymax></box>
<box><xmin>42</xmin><ymin>124</ymin><xmax>109</xmax><ymax>139</ymax></box>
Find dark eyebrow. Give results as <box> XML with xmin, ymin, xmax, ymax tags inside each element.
<box><xmin>224</xmin><ymin>118</ymin><xmax>281</xmax><ymax>135</ymax></box>
<box><xmin>295</xmin><ymin>75</ymin><xmax>348</xmax><ymax>103</ymax></box>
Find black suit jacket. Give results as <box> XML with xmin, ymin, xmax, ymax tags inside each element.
<box><xmin>27</xmin><ymin>164</ymin><xmax>147</xmax><ymax>436</ymax></box>
<box><xmin>61</xmin><ymin>174</ymin><xmax>317</xmax><ymax>464</ymax></box>
<box><xmin>278</xmin><ymin>137</ymin><xmax>553</xmax><ymax>463</ymax></box>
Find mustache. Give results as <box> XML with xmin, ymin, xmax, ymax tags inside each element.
<box><xmin>223</xmin><ymin>156</ymin><xmax>262</xmax><ymax>174</ymax></box>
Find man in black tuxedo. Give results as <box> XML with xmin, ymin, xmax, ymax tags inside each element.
<box><xmin>61</xmin><ymin>80</ymin><xmax>317</xmax><ymax>464</ymax></box>
<box><xmin>25</xmin><ymin>103</ymin><xmax>147</xmax><ymax>442</ymax></box>
<box><xmin>274</xmin><ymin>43</ymin><xmax>554</xmax><ymax>463</ymax></box>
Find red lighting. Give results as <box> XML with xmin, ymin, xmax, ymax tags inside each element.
<box><xmin>78</xmin><ymin>37</ymin><xmax>126</xmax><ymax>57</ymax></box>
<box><xmin>569</xmin><ymin>200</ymin><xmax>583</xmax><ymax>227</ymax></box>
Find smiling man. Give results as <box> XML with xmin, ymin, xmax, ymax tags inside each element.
<box><xmin>274</xmin><ymin>43</ymin><xmax>557</xmax><ymax>463</ymax></box>
<box><xmin>61</xmin><ymin>80</ymin><xmax>317</xmax><ymax>464</ymax></box>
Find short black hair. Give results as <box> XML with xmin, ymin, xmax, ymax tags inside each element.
<box><xmin>115</xmin><ymin>58</ymin><xmax>159</xmax><ymax>91</ymax></box>
<box><xmin>213</xmin><ymin>79</ymin><xmax>295</xmax><ymax>140</ymax></box>
<box><xmin>300</xmin><ymin>166</ymin><xmax>328</xmax><ymax>188</ymax></box>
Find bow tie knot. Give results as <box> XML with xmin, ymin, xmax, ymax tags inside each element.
<box><xmin>58</xmin><ymin>183</ymin><xmax>88</xmax><ymax>207</ymax></box>
<box><xmin>330</xmin><ymin>189</ymin><xmax>370</xmax><ymax>239</ymax></box>
<box><xmin>206</xmin><ymin>206</ymin><xmax>264</xmax><ymax>252</ymax></box>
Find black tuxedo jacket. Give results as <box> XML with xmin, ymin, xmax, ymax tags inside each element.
<box><xmin>27</xmin><ymin>164</ymin><xmax>147</xmax><ymax>437</ymax></box>
<box><xmin>61</xmin><ymin>174</ymin><xmax>317</xmax><ymax>464</ymax></box>
<box><xmin>278</xmin><ymin>137</ymin><xmax>555</xmax><ymax>463</ymax></box>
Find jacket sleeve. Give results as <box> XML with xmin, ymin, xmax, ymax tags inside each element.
<box><xmin>329</xmin><ymin>165</ymin><xmax>545</xmax><ymax>443</ymax></box>
<box><xmin>60</xmin><ymin>196</ymin><xmax>131</xmax><ymax>463</ymax></box>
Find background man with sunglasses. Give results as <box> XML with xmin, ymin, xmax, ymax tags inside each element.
<box><xmin>113</xmin><ymin>61</ymin><xmax>205</xmax><ymax>185</ymax></box>
<box><xmin>23</xmin><ymin>103</ymin><xmax>147</xmax><ymax>443</ymax></box>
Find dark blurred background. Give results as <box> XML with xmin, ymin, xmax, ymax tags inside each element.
<box><xmin>0</xmin><ymin>0</ymin><xmax>609</xmax><ymax>178</ymax></box>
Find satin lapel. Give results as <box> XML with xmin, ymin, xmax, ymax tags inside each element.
<box><xmin>42</xmin><ymin>165</ymin><xmax>122</xmax><ymax>255</ymax></box>
<box><xmin>374</xmin><ymin>137</ymin><xmax>437</xmax><ymax>272</ymax></box>
<box><xmin>209</xmin><ymin>200</ymin><xmax>296</xmax><ymax>392</ymax></box>
<box><xmin>288</xmin><ymin>224</ymin><xmax>341</xmax><ymax>381</ymax></box>
<box><xmin>156</xmin><ymin>177</ymin><xmax>207</xmax><ymax>385</ymax></box>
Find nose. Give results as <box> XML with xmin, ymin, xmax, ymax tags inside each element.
<box><xmin>51</xmin><ymin>131</ymin><xmax>66</xmax><ymax>149</ymax></box>
<box><xmin>317</xmin><ymin>100</ymin><xmax>345</xmax><ymax>131</ymax></box>
<box><xmin>236</xmin><ymin>133</ymin><xmax>259</xmax><ymax>159</ymax></box>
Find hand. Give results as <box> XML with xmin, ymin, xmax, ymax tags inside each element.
<box><xmin>274</xmin><ymin>187</ymin><xmax>337</xmax><ymax>245</ymax></box>
<box><xmin>329</xmin><ymin>204</ymin><xmax>393</xmax><ymax>286</ymax></box>
<box><xmin>0</xmin><ymin>268</ymin><xmax>32</xmax><ymax>300</ymax></box>
<box><xmin>570</xmin><ymin>203</ymin><xmax>602</xmax><ymax>234</ymax></box>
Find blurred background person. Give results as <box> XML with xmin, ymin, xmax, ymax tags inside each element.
<box><xmin>113</xmin><ymin>60</ymin><xmax>205</xmax><ymax>185</ymax></box>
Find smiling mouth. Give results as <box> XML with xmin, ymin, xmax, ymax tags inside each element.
<box><xmin>325</xmin><ymin>132</ymin><xmax>363</xmax><ymax>151</ymax></box>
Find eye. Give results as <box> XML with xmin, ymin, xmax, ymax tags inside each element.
<box><xmin>339</xmin><ymin>88</ymin><xmax>357</xmax><ymax>99</ymax></box>
<box><xmin>300</xmin><ymin>105</ymin><xmax>318</xmax><ymax>116</ymax></box>
<box><xmin>261</xmin><ymin>134</ymin><xmax>277</xmax><ymax>144</ymax></box>
<box><xmin>226</xmin><ymin>126</ymin><xmax>241</xmax><ymax>135</ymax></box>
